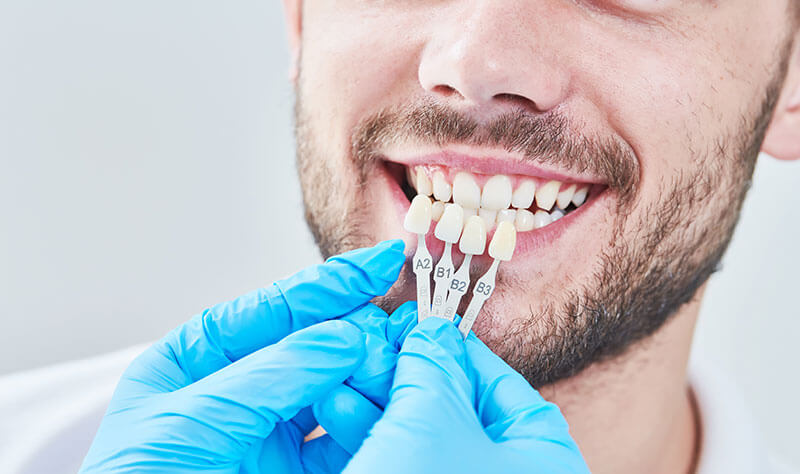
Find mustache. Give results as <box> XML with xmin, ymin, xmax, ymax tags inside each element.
<box><xmin>351</xmin><ymin>101</ymin><xmax>640</xmax><ymax>205</ymax></box>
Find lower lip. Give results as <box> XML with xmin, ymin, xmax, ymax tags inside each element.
<box><xmin>380</xmin><ymin>161</ymin><xmax>608</xmax><ymax>262</ymax></box>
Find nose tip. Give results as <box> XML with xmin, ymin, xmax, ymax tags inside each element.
<box><xmin>416</xmin><ymin>8</ymin><xmax>568</xmax><ymax>114</ymax></box>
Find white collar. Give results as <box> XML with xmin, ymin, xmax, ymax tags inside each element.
<box><xmin>689</xmin><ymin>353</ymin><xmax>774</xmax><ymax>474</ymax></box>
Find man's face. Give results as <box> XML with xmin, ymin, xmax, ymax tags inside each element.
<box><xmin>291</xmin><ymin>1</ymin><xmax>795</xmax><ymax>386</ymax></box>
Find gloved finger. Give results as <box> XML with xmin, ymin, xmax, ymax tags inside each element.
<box><xmin>464</xmin><ymin>335</ymin><xmax>578</xmax><ymax>447</ymax></box>
<box><xmin>291</xmin><ymin>406</ymin><xmax>319</xmax><ymax>436</ymax></box>
<box><xmin>385</xmin><ymin>301</ymin><xmax>419</xmax><ymax>351</ymax></box>
<box><xmin>343</xmin><ymin>318</ymin><xmax>481</xmax><ymax>473</ymax></box>
<box><xmin>301</xmin><ymin>434</ymin><xmax>351</xmax><ymax>474</ymax></box>
<box><xmin>382</xmin><ymin>317</ymin><xmax>477</xmax><ymax>429</ymax></box>
<box><xmin>134</xmin><ymin>240</ymin><xmax>405</xmax><ymax>387</ymax></box>
<box><xmin>312</xmin><ymin>384</ymin><xmax>383</xmax><ymax>454</ymax></box>
<box><xmin>342</xmin><ymin>301</ymin><xmax>418</xmax><ymax>407</ymax></box>
<box><xmin>161</xmin><ymin>320</ymin><xmax>367</xmax><ymax>458</ymax></box>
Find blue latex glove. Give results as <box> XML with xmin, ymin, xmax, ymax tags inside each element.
<box><xmin>80</xmin><ymin>240</ymin><xmax>406</xmax><ymax>473</ymax></box>
<box><xmin>315</xmin><ymin>316</ymin><xmax>590</xmax><ymax>474</ymax></box>
<box><xmin>302</xmin><ymin>302</ymin><xmax>419</xmax><ymax>473</ymax></box>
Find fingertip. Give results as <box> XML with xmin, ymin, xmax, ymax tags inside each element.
<box><xmin>387</xmin><ymin>301</ymin><xmax>419</xmax><ymax>350</ymax></box>
<box><xmin>403</xmin><ymin>317</ymin><xmax>465</xmax><ymax>359</ymax></box>
<box><xmin>325</xmin><ymin>240</ymin><xmax>407</xmax><ymax>296</ymax></box>
<box><xmin>313</xmin><ymin>385</ymin><xmax>382</xmax><ymax>454</ymax></box>
<box><xmin>382</xmin><ymin>238</ymin><xmax>406</xmax><ymax>253</ymax></box>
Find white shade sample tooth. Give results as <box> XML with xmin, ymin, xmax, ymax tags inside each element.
<box><xmin>535</xmin><ymin>180</ymin><xmax>560</xmax><ymax>211</ymax></box>
<box><xmin>496</xmin><ymin>209</ymin><xmax>517</xmax><ymax>224</ymax></box>
<box><xmin>534</xmin><ymin>210</ymin><xmax>552</xmax><ymax>229</ymax></box>
<box><xmin>478</xmin><ymin>208</ymin><xmax>497</xmax><ymax>229</ymax></box>
<box><xmin>452</xmin><ymin>172</ymin><xmax>481</xmax><ymax>209</ymax></box>
<box><xmin>404</xmin><ymin>195</ymin><xmax>432</xmax><ymax>234</ymax></box>
<box><xmin>459</xmin><ymin>216</ymin><xmax>487</xmax><ymax>255</ymax></box>
<box><xmin>556</xmin><ymin>184</ymin><xmax>576</xmax><ymax>210</ymax></box>
<box><xmin>431</xmin><ymin>201</ymin><xmax>445</xmax><ymax>221</ymax></box>
<box><xmin>550</xmin><ymin>208</ymin><xmax>565</xmax><ymax>222</ymax></box>
<box><xmin>480</xmin><ymin>174</ymin><xmax>512</xmax><ymax>210</ymax></box>
<box><xmin>572</xmin><ymin>186</ymin><xmax>588</xmax><ymax>206</ymax></box>
<box><xmin>416</xmin><ymin>169</ymin><xmax>433</xmax><ymax>196</ymax></box>
<box><xmin>432</xmin><ymin>171</ymin><xmax>452</xmax><ymax>202</ymax></box>
<box><xmin>488</xmin><ymin>221</ymin><xmax>516</xmax><ymax>261</ymax></box>
<box><xmin>511</xmin><ymin>179</ymin><xmax>536</xmax><ymax>209</ymax></box>
<box><xmin>463</xmin><ymin>208</ymin><xmax>478</xmax><ymax>220</ymax></box>
<box><xmin>434</xmin><ymin>203</ymin><xmax>465</xmax><ymax>243</ymax></box>
<box><xmin>515</xmin><ymin>209</ymin><xmax>535</xmax><ymax>232</ymax></box>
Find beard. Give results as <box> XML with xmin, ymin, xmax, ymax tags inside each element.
<box><xmin>291</xmin><ymin>64</ymin><xmax>786</xmax><ymax>388</ymax></box>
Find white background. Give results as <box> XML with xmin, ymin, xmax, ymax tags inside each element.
<box><xmin>1</xmin><ymin>0</ymin><xmax>798</xmax><ymax>468</ymax></box>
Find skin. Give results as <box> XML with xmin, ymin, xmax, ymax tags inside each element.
<box><xmin>282</xmin><ymin>1</ymin><xmax>800</xmax><ymax>473</ymax></box>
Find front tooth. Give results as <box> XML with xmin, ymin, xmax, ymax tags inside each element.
<box><xmin>511</xmin><ymin>179</ymin><xmax>536</xmax><ymax>209</ymax></box>
<box><xmin>480</xmin><ymin>174</ymin><xmax>512</xmax><ymax>210</ymax></box>
<box><xmin>434</xmin><ymin>203</ymin><xmax>464</xmax><ymax>243</ymax></box>
<box><xmin>534</xmin><ymin>210</ymin><xmax>552</xmax><ymax>229</ymax></box>
<box><xmin>452</xmin><ymin>172</ymin><xmax>481</xmax><ymax>209</ymax></box>
<box><xmin>463</xmin><ymin>208</ymin><xmax>478</xmax><ymax>220</ymax></box>
<box><xmin>416</xmin><ymin>168</ymin><xmax>433</xmax><ymax>196</ymax></box>
<box><xmin>535</xmin><ymin>180</ymin><xmax>560</xmax><ymax>211</ymax></box>
<box><xmin>550</xmin><ymin>208</ymin><xmax>565</xmax><ymax>222</ymax></box>
<box><xmin>556</xmin><ymin>184</ymin><xmax>576</xmax><ymax>209</ymax></box>
<box><xmin>515</xmin><ymin>209</ymin><xmax>535</xmax><ymax>232</ymax></box>
<box><xmin>488</xmin><ymin>221</ymin><xmax>517</xmax><ymax>261</ymax></box>
<box><xmin>432</xmin><ymin>171</ymin><xmax>452</xmax><ymax>202</ymax></box>
<box><xmin>496</xmin><ymin>209</ymin><xmax>517</xmax><ymax>224</ymax></box>
<box><xmin>459</xmin><ymin>216</ymin><xmax>487</xmax><ymax>255</ymax></box>
<box><xmin>572</xmin><ymin>186</ymin><xmax>588</xmax><ymax>207</ymax></box>
<box><xmin>404</xmin><ymin>195</ymin><xmax>432</xmax><ymax>234</ymax></box>
<box><xmin>478</xmin><ymin>208</ymin><xmax>497</xmax><ymax>230</ymax></box>
<box><xmin>431</xmin><ymin>201</ymin><xmax>445</xmax><ymax>221</ymax></box>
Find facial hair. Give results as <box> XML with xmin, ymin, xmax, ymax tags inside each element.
<box><xmin>292</xmin><ymin>54</ymin><xmax>788</xmax><ymax>388</ymax></box>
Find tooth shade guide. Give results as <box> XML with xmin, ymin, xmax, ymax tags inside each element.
<box><xmin>434</xmin><ymin>203</ymin><xmax>465</xmax><ymax>243</ymax></box>
<box><xmin>412</xmin><ymin>236</ymin><xmax>433</xmax><ymax>322</ymax></box>
<box><xmin>442</xmin><ymin>253</ymin><xmax>472</xmax><ymax>321</ymax></box>
<box><xmin>403</xmin><ymin>195</ymin><xmax>432</xmax><ymax>234</ymax></box>
<box><xmin>457</xmin><ymin>259</ymin><xmax>500</xmax><ymax>339</ymax></box>
<box><xmin>459</xmin><ymin>216</ymin><xmax>487</xmax><ymax>255</ymax></box>
<box><xmin>488</xmin><ymin>221</ymin><xmax>516</xmax><ymax>261</ymax></box>
<box><xmin>403</xmin><ymin>195</ymin><xmax>434</xmax><ymax>322</ymax></box>
<box><xmin>430</xmin><ymin>241</ymin><xmax>456</xmax><ymax>318</ymax></box>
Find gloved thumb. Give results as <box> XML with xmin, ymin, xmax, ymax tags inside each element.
<box><xmin>344</xmin><ymin>317</ymin><xmax>484</xmax><ymax>473</ymax></box>
<box><xmin>464</xmin><ymin>334</ymin><xmax>584</xmax><ymax>468</ymax></box>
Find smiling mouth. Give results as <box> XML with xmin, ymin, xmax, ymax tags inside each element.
<box><xmin>384</xmin><ymin>157</ymin><xmax>607</xmax><ymax>233</ymax></box>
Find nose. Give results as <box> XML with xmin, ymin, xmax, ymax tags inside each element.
<box><xmin>417</xmin><ymin>1</ymin><xmax>569</xmax><ymax>113</ymax></box>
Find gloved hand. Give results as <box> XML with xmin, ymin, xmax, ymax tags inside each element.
<box><xmin>79</xmin><ymin>240</ymin><xmax>406</xmax><ymax>474</ymax></box>
<box><xmin>315</xmin><ymin>316</ymin><xmax>590</xmax><ymax>474</ymax></box>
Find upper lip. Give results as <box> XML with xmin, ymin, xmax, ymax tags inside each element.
<box><xmin>381</xmin><ymin>147</ymin><xmax>606</xmax><ymax>184</ymax></box>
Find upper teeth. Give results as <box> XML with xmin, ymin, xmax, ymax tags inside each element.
<box><xmin>410</xmin><ymin>166</ymin><xmax>590</xmax><ymax>232</ymax></box>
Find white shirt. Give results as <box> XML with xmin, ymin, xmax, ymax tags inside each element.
<box><xmin>0</xmin><ymin>346</ymin><xmax>795</xmax><ymax>474</ymax></box>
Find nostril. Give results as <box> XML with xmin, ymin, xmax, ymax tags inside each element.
<box><xmin>431</xmin><ymin>84</ymin><xmax>460</xmax><ymax>98</ymax></box>
<box><xmin>493</xmin><ymin>92</ymin><xmax>542</xmax><ymax>114</ymax></box>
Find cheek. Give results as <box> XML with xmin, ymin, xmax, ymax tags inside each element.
<box><xmin>574</xmin><ymin>10</ymin><xmax>777</xmax><ymax>212</ymax></box>
<box><xmin>300</xmin><ymin>6</ymin><xmax>426</xmax><ymax>158</ymax></box>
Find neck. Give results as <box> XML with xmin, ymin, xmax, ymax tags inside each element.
<box><xmin>539</xmin><ymin>288</ymin><xmax>705</xmax><ymax>474</ymax></box>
